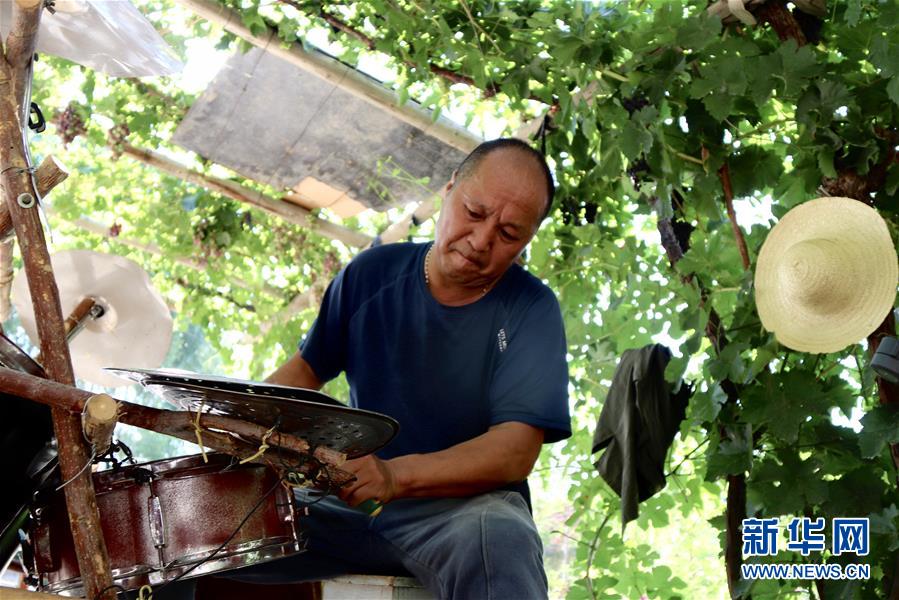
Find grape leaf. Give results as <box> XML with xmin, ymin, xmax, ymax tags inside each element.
<box><xmin>858</xmin><ymin>406</ymin><xmax>899</xmax><ymax>458</ymax></box>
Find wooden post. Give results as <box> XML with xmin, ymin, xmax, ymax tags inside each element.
<box><xmin>0</xmin><ymin>239</ymin><xmax>12</xmax><ymax>320</ymax></box>
<box><xmin>0</xmin><ymin>154</ymin><xmax>70</xmax><ymax>321</ymax></box>
<box><xmin>1</xmin><ymin>3</ymin><xmax>115</xmax><ymax>598</ymax></box>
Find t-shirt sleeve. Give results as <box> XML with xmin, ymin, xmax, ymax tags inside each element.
<box><xmin>299</xmin><ymin>267</ymin><xmax>351</xmax><ymax>383</ymax></box>
<box><xmin>489</xmin><ymin>289</ymin><xmax>572</xmax><ymax>443</ymax></box>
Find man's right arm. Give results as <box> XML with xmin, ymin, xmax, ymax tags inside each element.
<box><xmin>265</xmin><ymin>351</ymin><xmax>323</xmax><ymax>390</ymax></box>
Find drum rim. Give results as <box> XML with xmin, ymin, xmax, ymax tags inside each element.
<box><xmin>40</xmin><ymin>538</ymin><xmax>303</xmax><ymax>595</ymax></box>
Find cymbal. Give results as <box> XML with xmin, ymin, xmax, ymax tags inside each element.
<box><xmin>108</xmin><ymin>367</ymin><xmax>399</xmax><ymax>459</ymax></box>
<box><xmin>12</xmin><ymin>250</ymin><xmax>173</xmax><ymax>388</ymax></box>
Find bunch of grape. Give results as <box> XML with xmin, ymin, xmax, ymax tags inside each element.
<box><xmin>107</xmin><ymin>123</ymin><xmax>131</xmax><ymax>159</ymax></box>
<box><xmin>54</xmin><ymin>103</ymin><xmax>87</xmax><ymax>148</ymax></box>
<box><xmin>627</xmin><ymin>157</ymin><xmax>650</xmax><ymax>190</ymax></box>
<box><xmin>192</xmin><ymin>217</ymin><xmax>225</xmax><ymax>260</ymax></box>
<box><xmin>621</xmin><ymin>94</ymin><xmax>650</xmax><ymax>116</ymax></box>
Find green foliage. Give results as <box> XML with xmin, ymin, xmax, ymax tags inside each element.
<box><xmin>19</xmin><ymin>0</ymin><xmax>899</xmax><ymax>597</ymax></box>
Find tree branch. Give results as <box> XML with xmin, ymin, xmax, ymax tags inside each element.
<box><xmin>757</xmin><ymin>0</ymin><xmax>808</xmax><ymax>45</ymax></box>
<box><xmin>175</xmin><ymin>276</ymin><xmax>257</xmax><ymax>312</ymax></box>
<box><xmin>719</xmin><ymin>162</ymin><xmax>751</xmax><ymax>271</ymax></box>
<box><xmin>276</xmin><ymin>0</ymin><xmax>528</xmax><ymax>101</ymax></box>
<box><xmin>655</xmin><ymin>197</ymin><xmax>747</xmax><ymax>598</ymax></box>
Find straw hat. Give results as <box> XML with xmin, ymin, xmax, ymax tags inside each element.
<box><xmin>754</xmin><ymin>196</ymin><xmax>898</xmax><ymax>354</ymax></box>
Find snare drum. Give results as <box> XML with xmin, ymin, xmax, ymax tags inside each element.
<box><xmin>30</xmin><ymin>453</ymin><xmax>301</xmax><ymax>596</ymax></box>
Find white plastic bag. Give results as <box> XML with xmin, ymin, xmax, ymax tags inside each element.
<box><xmin>0</xmin><ymin>0</ymin><xmax>182</xmax><ymax>77</ymax></box>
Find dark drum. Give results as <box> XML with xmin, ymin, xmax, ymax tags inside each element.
<box><xmin>30</xmin><ymin>453</ymin><xmax>301</xmax><ymax>596</ymax></box>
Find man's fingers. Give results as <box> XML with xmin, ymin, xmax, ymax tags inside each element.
<box><xmin>343</xmin><ymin>482</ymin><xmax>381</xmax><ymax>507</ymax></box>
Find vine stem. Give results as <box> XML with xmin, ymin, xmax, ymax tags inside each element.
<box><xmin>718</xmin><ymin>162</ymin><xmax>751</xmax><ymax>270</ymax></box>
<box><xmin>655</xmin><ymin>199</ymin><xmax>747</xmax><ymax>597</ymax></box>
<box><xmin>458</xmin><ymin>0</ymin><xmax>504</xmax><ymax>57</ymax></box>
<box><xmin>665</xmin><ymin>437</ymin><xmax>710</xmax><ymax>477</ymax></box>
<box><xmin>665</xmin><ymin>143</ymin><xmax>705</xmax><ymax>165</ymax></box>
<box><xmin>597</xmin><ymin>68</ymin><xmax>629</xmax><ymax>82</ymax></box>
<box><xmin>275</xmin><ymin>0</ymin><xmax>547</xmax><ymax>101</ymax></box>
<box><xmin>585</xmin><ymin>512</ymin><xmax>613</xmax><ymax>600</ymax></box>
<box><xmin>550</xmin><ymin>529</ymin><xmax>594</xmax><ymax>549</ymax></box>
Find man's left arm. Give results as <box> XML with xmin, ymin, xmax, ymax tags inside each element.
<box><xmin>338</xmin><ymin>422</ymin><xmax>544</xmax><ymax>506</ymax></box>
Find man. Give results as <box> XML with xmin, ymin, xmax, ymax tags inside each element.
<box><xmin>241</xmin><ymin>138</ymin><xmax>571</xmax><ymax>598</ymax></box>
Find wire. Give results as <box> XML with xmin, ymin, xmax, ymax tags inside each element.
<box><xmin>19</xmin><ymin>53</ymin><xmax>54</xmax><ymax>241</ymax></box>
<box><xmin>92</xmin><ymin>436</ymin><xmax>337</xmax><ymax>597</ymax></box>
<box><xmin>274</xmin><ymin>437</ymin><xmax>335</xmax><ymax>507</ymax></box>
<box><xmin>55</xmin><ymin>449</ymin><xmax>97</xmax><ymax>492</ymax></box>
<box><xmin>152</xmin><ymin>475</ymin><xmax>285</xmax><ymax>595</ymax></box>
<box><xmin>93</xmin><ymin>583</ymin><xmax>127</xmax><ymax>600</ymax></box>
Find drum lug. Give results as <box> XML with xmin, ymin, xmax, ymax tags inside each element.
<box><xmin>148</xmin><ymin>494</ymin><xmax>166</xmax><ymax>549</ymax></box>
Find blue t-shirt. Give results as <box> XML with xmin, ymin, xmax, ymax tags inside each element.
<box><xmin>300</xmin><ymin>242</ymin><xmax>571</xmax><ymax>495</ymax></box>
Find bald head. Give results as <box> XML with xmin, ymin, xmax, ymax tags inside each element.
<box><xmin>454</xmin><ymin>138</ymin><xmax>554</xmax><ymax>222</ymax></box>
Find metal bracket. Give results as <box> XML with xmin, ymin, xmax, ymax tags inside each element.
<box><xmin>148</xmin><ymin>495</ymin><xmax>166</xmax><ymax>549</ymax></box>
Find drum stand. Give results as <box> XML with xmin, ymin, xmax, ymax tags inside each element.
<box><xmin>0</xmin><ymin>2</ymin><xmax>118</xmax><ymax>597</ymax></box>
<box><xmin>0</xmin><ymin>5</ymin><xmax>378</xmax><ymax>597</ymax></box>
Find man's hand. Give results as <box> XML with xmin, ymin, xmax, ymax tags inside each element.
<box><xmin>336</xmin><ymin>422</ymin><xmax>543</xmax><ymax>504</ymax></box>
<box><xmin>338</xmin><ymin>454</ymin><xmax>401</xmax><ymax>507</ymax></box>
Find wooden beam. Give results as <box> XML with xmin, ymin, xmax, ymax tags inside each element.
<box><xmin>0</xmin><ymin>366</ymin><xmax>349</xmax><ymax>480</ymax></box>
<box><xmin>175</xmin><ymin>0</ymin><xmax>480</xmax><ymax>155</ymax></box>
<box><xmin>119</xmin><ymin>142</ymin><xmax>373</xmax><ymax>248</ymax></box>
<box><xmin>0</xmin><ymin>155</ymin><xmax>68</xmax><ymax>241</ymax></box>
<box><xmin>373</xmin><ymin>196</ymin><xmax>438</xmax><ymax>247</ymax></box>
<box><xmin>0</xmin><ymin>4</ymin><xmax>115</xmax><ymax>598</ymax></box>
<box><xmin>258</xmin><ymin>288</ymin><xmax>317</xmax><ymax>336</ymax></box>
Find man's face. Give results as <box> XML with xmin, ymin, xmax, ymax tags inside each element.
<box><xmin>433</xmin><ymin>149</ymin><xmax>548</xmax><ymax>288</ymax></box>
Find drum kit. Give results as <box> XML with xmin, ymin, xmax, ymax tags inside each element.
<box><xmin>1</xmin><ymin>250</ymin><xmax>398</xmax><ymax>596</ymax></box>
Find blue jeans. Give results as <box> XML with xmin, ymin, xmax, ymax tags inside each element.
<box><xmin>154</xmin><ymin>489</ymin><xmax>548</xmax><ymax>600</ymax></box>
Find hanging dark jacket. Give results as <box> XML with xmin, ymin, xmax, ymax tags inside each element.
<box><xmin>592</xmin><ymin>344</ymin><xmax>691</xmax><ymax>527</ymax></box>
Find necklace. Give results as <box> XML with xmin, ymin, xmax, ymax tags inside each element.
<box><xmin>424</xmin><ymin>244</ymin><xmax>491</xmax><ymax>297</ymax></box>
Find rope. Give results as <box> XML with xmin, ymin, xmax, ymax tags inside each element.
<box><xmin>192</xmin><ymin>401</ymin><xmax>208</xmax><ymax>463</ymax></box>
<box><xmin>238</xmin><ymin>422</ymin><xmax>278</xmax><ymax>464</ymax></box>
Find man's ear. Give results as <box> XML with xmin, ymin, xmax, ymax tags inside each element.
<box><xmin>444</xmin><ymin>170</ymin><xmax>458</xmax><ymax>195</ymax></box>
